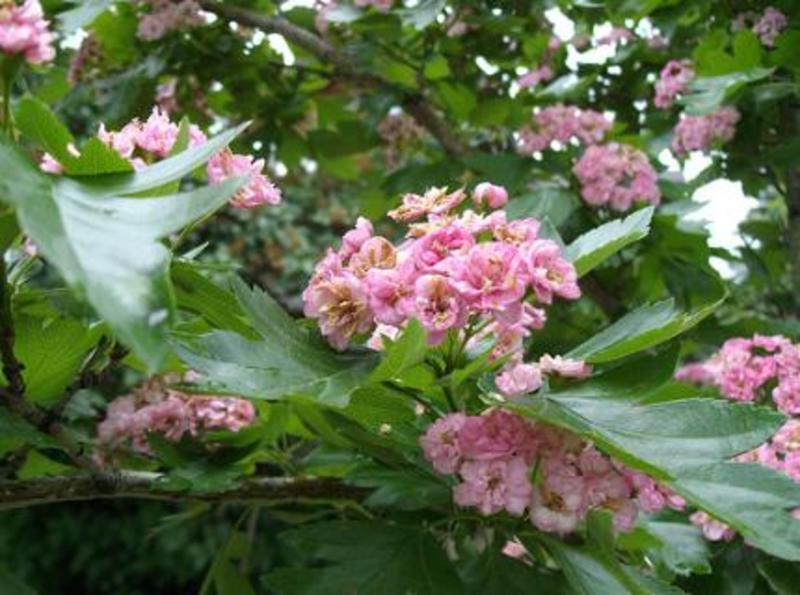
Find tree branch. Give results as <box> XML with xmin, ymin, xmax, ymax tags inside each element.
<box><xmin>198</xmin><ymin>0</ymin><xmax>465</xmax><ymax>156</ymax></box>
<box><xmin>0</xmin><ymin>471</ymin><xmax>366</xmax><ymax>510</ymax></box>
<box><xmin>782</xmin><ymin>103</ymin><xmax>800</xmax><ymax>298</ymax></box>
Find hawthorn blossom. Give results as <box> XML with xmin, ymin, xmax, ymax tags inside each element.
<box><xmin>496</xmin><ymin>362</ymin><xmax>542</xmax><ymax>397</ymax></box>
<box><xmin>302</xmin><ymin>272</ymin><xmax>373</xmax><ymax>351</ymax></box>
<box><xmin>517</xmin><ymin>104</ymin><xmax>611</xmax><ymax>154</ymax></box>
<box><xmin>572</xmin><ymin>143</ymin><xmax>661</xmax><ymax>211</ymax></box>
<box><xmin>654</xmin><ymin>60</ymin><xmax>694</xmax><ymax>109</ymax></box>
<box><xmin>207</xmin><ymin>149</ymin><xmax>282</xmax><ymax>208</ymax></box>
<box><xmin>538</xmin><ymin>354</ymin><xmax>592</xmax><ymax>379</ymax></box>
<box><xmin>388</xmin><ymin>187</ymin><xmax>467</xmax><ymax>222</ymax></box>
<box><xmin>527</xmin><ymin>240</ymin><xmax>581</xmax><ymax>304</ymax></box>
<box><xmin>414</xmin><ymin>274</ymin><xmax>467</xmax><ymax>344</ymax></box>
<box><xmin>752</xmin><ymin>7</ymin><xmax>787</xmax><ymax>47</ymax></box>
<box><xmin>671</xmin><ymin>107</ymin><xmax>740</xmax><ymax>155</ymax></box>
<box><xmin>419</xmin><ymin>413</ymin><xmax>466</xmax><ymax>474</ymax></box>
<box><xmin>455</xmin><ymin>457</ymin><xmax>533</xmax><ymax>516</ymax></box>
<box><xmin>0</xmin><ymin>0</ymin><xmax>55</xmax><ymax>65</ymax></box>
<box><xmin>97</xmin><ymin>374</ymin><xmax>255</xmax><ymax>455</ymax></box>
<box><xmin>517</xmin><ymin>65</ymin><xmax>553</xmax><ymax>89</ymax></box>
<box><xmin>473</xmin><ymin>182</ymin><xmax>508</xmax><ymax>209</ymax></box>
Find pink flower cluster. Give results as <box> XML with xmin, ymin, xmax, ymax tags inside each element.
<box><xmin>495</xmin><ymin>354</ymin><xmax>590</xmax><ymax>398</ymax></box>
<box><xmin>516</xmin><ymin>104</ymin><xmax>612</xmax><ymax>154</ymax></box>
<box><xmin>572</xmin><ymin>143</ymin><xmax>661</xmax><ymax>211</ymax></box>
<box><xmin>41</xmin><ymin>107</ymin><xmax>281</xmax><ymax>209</ymax></box>
<box><xmin>679</xmin><ymin>334</ymin><xmax>800</xmax><ymax>541</ymax></box>
<box><xmin>137</xmin><ymin>0</ymin><xmax>203</xmax><ymax>42</ymax></box>
<box><xmin>653</xmin><ymin>60</ymin><xmax>694</xmax><ymax>109</ymax></box>
<box><xmin>677</xmin><ymin>334</ymin><xmax>800</xmax><ymax>414</ymax></box>
<box><xmin>753</xmin><ymin>7</ymin><xmax>788</xmax><ymax>47</ymax></box>
<box><xmin>421</xmin><ymin>409</ymin><xmax>684</xmax><ymax>533</ymax></box>
<box><xmin>671</xmin><ymin>107</ymin><xmax>740</xmax><ymax>155</ymax></box>
<box><xmin>0</xmin><ymin>0</ymin><xmax>55</xmax><ymax>65</ymax></box>
<box><xmin>303</xmin><ymin>184</ymin><xmax>581</xmax><ymax>372</ymax></box>
<box><xmin>97</xmin><ymin>374</ymin><xmax>256</xmax><ymax>454</ymax></box>
<box><xmin>517</xmin><ymin>37</ymin><xmax>560</xmax><ymax>90</ymax></box>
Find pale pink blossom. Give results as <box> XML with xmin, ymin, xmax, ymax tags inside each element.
<box><xmin>413</xmin><ymin>274</ymin><xmax>467</xmax><ymax>344</ymax></box>
<box><xmin>0</xmin><ymin>0</ymin><xmax>55</xmax><ymax>64</ymax></box>
<box><xmin>671</xmin><ymin>107</ymin><xmax>740</xmax><ymax>155</ymax></box>
<box><xmin>452</xmin><ymin>242</ymin><xmax>530</xmax><ymax>311</ymax></box>
<box><xmin>458</xmin><ymin>409</ymin><xmax>538</xmax><ymax>463</ymax></box>
<box><xmin>136</xmin><ymin>107</ymin><xmax>179</xmax><ymax>158</ymax></box>
<box><xmin>690</xmin><ymin>511</ymin><xmax>736</xmax><ymax>541</ymax></box>
<box><xmin>419</xmin><ymin>413</ymin><xmax>466</xmax><ymax>474</ymax></box>
<box><xmin>302</xmin><ymin>273</ymin><xmax>373</xmax><ymax>350</ymax></box>
<box><xmin>526</xmin><ymin>240</ymin><xmax>581</xmax><ymax>304</ymax></box>
<box><xmin>753</xmin><ymin>7</ymin><xmax>787</xmax><ymax>47</ymax></box>
<box><xmin>455</xmin><ymin>457</ymin><xmax>533</xmax><ymax>516</ymax></box>
<box><xmin>207</xmin><ymin>149</ymin><xmax>282</xmax><ymax>208</ymax></box>
<box><xmin>412</xmin><ymin>224</ymin><xmax>475</xmax><ymax>270</ymax></box>
<box><xmin>654</xmin><ymin>60</ymin><xmax>694</xmax><ymax>109</ymax></box>
<box><xmin>573</xmin><ymin>143</ymin><xmax>661</xmax><ymax>211</ymax></box>
<box><xmin>340</xmin><ymin>217</ymin><xmax>374</xmax><ymax>259</ymax></box>
<box><xmin>538</xmin><ymin>355</ymin><xmax>591</xmax><ymax>379</ymax></box>
<box><xmin>496</xmin><ymin>362</ymin><xmax>542</xmax><ymax>397</ymax></box>
<box><xmin>517</xmin><ymin>105</ymin><xmax>611</xmax><ymax>154</ymax></box>
<box><xmin>388</xmin><ymin>187</ymin><xmax>466</xmax><ymax>222</ymax></box>
<box><xmin>473</xmin><ymin>182</ymin><xmax>508</xmax><ymax>209</ymax></box>
<box><xmin>516</xmin><ymin>65</ymin><xmax>553</xmax><ymax>89</ymax></box>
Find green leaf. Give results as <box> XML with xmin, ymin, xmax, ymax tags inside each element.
<box><xmin>399</xmin><ymin>0</ymin><xmax>446</xmax><ymax>30</ymax></box>
<box><xmin>0</xmin><ymin>135</ymin><xmax>246</xmax><ymax>371</ymax></box>
<box><xmin>58</xmin><ymin>0</ymin><xmax>114</xmax><ymax>33</ymax></box>
<box><xmin>539</xmin><ymin>537</ymin><xmax>682</xmax><ymax>595</ymax></box>
<box><xmin>15</xmin><ymin>96</ymin><xmax>78</xmax><ymax>168</ymax></box>
<box><xmin>176</xmin><ymin>278</ymin><xmax>378</xmax><ymax>406</ymax></box>
<box><xmin>506</xmin><ymin>185</ymin><xmax>580</xmax><ymax>228</ymax></box>
<box><xmin>681</xmin><ymin>68</ymin><xmax>774</xmax><ymax>114</ymax></box>
<box><xmin>565</xmin><ymin>207</ymin><xmax>654</xmax><ymax>276</ymax></box>
<box><xmin>65</xmin><ymin>137</ymin><xmax>134</xmax><ymax>176</ymax></box>
<box><xmin>567</xmin><ymin>276</ymin><xmax>725</xmax><ymax>363</ymax></box>
<box><xmin>513</xmin><ymin>350</ymin><xmax>800</xmax><ymax>560</ymax></box>
<box><xmin>264</xmin><ymin>522</ymin><xmax>463</xmax><ymax>595</ymax></box>
<box><xmin>462</xmin><ymin>543</ymin><xmax>563</xmax><ymax>594</ymax></box>
<box><xmin>758</xmin><ymin>559</ymin><xmax>800</xmax><ymax>595</ymax></box>
<box><xmin>0</xmin><ymin>565</ymin><xmax>37</xmax><ymax>595</ymax></box>
<box><xmin>12</xmin><ymin>309</ymin><xmax>103</xmax><ymax>402</ymax></box>
<box><xmin>370</xmin><ymin>319</ymin><xmax>427</xmax><ymax>382</ymax></box>
<box><xmin>435</xmin><ymin>82</ymin><xmax>477</xmax><ymax>120</ymax></box>
<box><xmin>171</xmin><ymin>262</ymin><xmax>257</xmax><ymax>339</ymax></box>
<box><xmin>640</xmin><ymin>521</ymin><xmax>711</xmax><ymax>576</ymax></box>
<box><xmin>350</xmin><ymin>466</ymin><xmax>450</xmax><ymax>510</ymax></box>
<box><xmin>424</xmin><ymin>55</ymin><xmax>451</xmax><ymax>80</ymax></box>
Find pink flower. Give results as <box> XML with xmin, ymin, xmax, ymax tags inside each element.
<box><xmin>207</xmin><ymin>149</ymin><xmax>282</xmax><ymax>209</ymax></box>
<box><xmin>690</xmin><ymin>511</ymin><xmax>736</xmax><ymax>542</ymax></box>
<box><xmin>302</xmin><ymin>273</ymin><xmax>373</xmax><ymax>350</ymax></box>
<box><xmin>99</xmin><ymin>122</ymin><xmax>140</xmax><ymax>160</ymax></box>
<box><xmin>772</xmin><ymin>420</ymin><xmax>800</xmax><ymax>454</ymax></box>
<box><xmin>420</xmin><ymin>413</ymin><xmax>466</xmax><ymax>474</ymax></box>
<box><xmin>753</xmin><ymin>7</ymin><xmax>787</xmax><ymax>47</ymax></box>
<box><xmin>39</xmin><ymin>153</ymin><xmax>63</xmax><ymax>174</ymax></box>
<box><xmin>516</xmin><ymin>65</ymin><xmax>553</xmax><ymax>89</ymax></box>
<box><xmin>364</xmin><ymin>260</ymin><xmax>416</xmax><ymax>326</ymax></box>
<box><xmin>135</xmin><ymin>107</ymin><xmax>179</xmax><ymax>158</ymax></box>
<box><xmin>348</xmin><ymin>237</ymin><xmax>397</xmax><ymax>278</ymax></box>
<box><xmin>341</xmin><ymin>217</ymin><xmax>374</xmax><ymax>259</ymax></box>
<box><xmin>501</xmin><ymin>539</ymin><xmax>529</xmax><ymax>559</ymax></box>
<box><xmin>452</xmin><ymin>242</ymin><xmax>530</xmax><ymax>311</ymax></box>
<box><xmin>0</xmin><ymin>0</ymin><xmax>55</xmax><ymax>65</ymax></box>
<box><xmin>654</xmin><ymin>60</ymin><xmax>694</xmax><ymax>109</ymax></box>
<box><xmin>412</xmin><ymin>224</ymin><xmax>475</xmax><ymax>270</ymax></box>
<box><xmin>455</xmin><ymin>456</ymin><xmax>533</xmax><ymax>516</ymax></box>
<box><xmin>539</xmin><ymin>354</ymin><xmax>591</xmax><ymax>378</ymax></box>
<box><xmin>671</xmin><ymin>107</ymin><xmax>740</xmax><ymax>155</ymax></box>
<box><xmin>530</xmin><ymin>462</ymin><xmax>587</xmax><ymax>533</ymax></box>
<box><xmin>773</xmin><ymin>375</ymin><xmax>800</xmax><ymax>415</ymax></box>
<box><xmin>413</xmin><ymin>274</ymin><xmax>467</xmax><ymax>344</ymax></box>
<box><xmin>675</xmin><ymin>361</ymin><xmax>718</xmax><ymax>384</ymax></box>
<box><xmin>493</xmin><ymin>218</ymin><xmax>540</xmax><ymax>247</ymax></box>
<box><xmin>458</xmin><ymin>409</ymin><xmax>538</xmax><ymax>463</ymax></box>
<box><xmin>526</xmin><ymin>240</ymin><xmax>581</xmax><ymax>304</ymax></box>
<box><xmin>189</xmin><ymin>397</ymin><xmax>256</xmax><ymax>433</ymax></box>
<box><xmin>388</xmin><ymin>187</ymin><xmax>466</xmax><ymax>222</ymax></box>
<box><xmin>573</xmin><ymin>143</ymin><xmax>661</xmax><ymax>211</ymax></box>
<box><xmin>496</xmin><ymin>362</ymin><xmax>542</xmax><ymax>397</ymax></box>
<box><xmin>517</xmin><ymin>105</ymin><xmax>611</xmax><ymax>154</ymax></box>
<box><xmin>473</xmin><ymin>182</ymin><xmax>509</xmax><ymax>209</ymax></box>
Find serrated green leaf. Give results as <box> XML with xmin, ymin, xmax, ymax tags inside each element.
<box><xmin>0</xmin><ymin>135</ymin><xmax>247</xmax><ymax>371</ymax></box>
<box><xmin>370</xmin><ymin>319</ymin><xmax>427</xmax><ymax>382</ymax></box>
<box><xmin>565</xmin><ymin>207</ymin><xmax>654</xmax><ymax>276</ymax></box>
<box><xmin>15</xmin><ymin>96</ymin><xmax>77</xmax><ymax>168</ymax></box>
<box><xmin>176</xmin><ymin>278</ymin><xmax>378</xmax><ymax>406</ymax></box>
